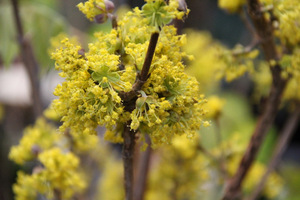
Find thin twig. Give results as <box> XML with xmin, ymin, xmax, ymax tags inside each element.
<box><xmin>246</xmin><ymin>105</ymin><xmax>300</xmax><ymax>200</ymax></box>
<box><xmin>134</xmin><ymin>135</ymin><xmax>152</xmax><ymax>200</ymax></box>
<box><xmin>11</xmin><ymin>0</ymin><xmax>43</xmax><ymax>119</ymax></box>
<box><xmin>222</xmin><ymin>0</ymin><xmax>287</xmax><ymax>199</ymax></box>
<box><xmin>240</xmin><ymin>7</ymin><xmax>258</xmax><ymax>39</ymax></box>
<box><xmin>120</xmin><ymin>32</ymin><xmax>159</xmax><ymax>106</ymax></box>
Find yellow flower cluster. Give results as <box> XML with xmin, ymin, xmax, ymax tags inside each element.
<box><xmin>253</xmin><ymin>48</ymin><xmax>300</xmax><ymax>103</ymax></box>
<box><xmin>275</xmin><ymin>0</ymin><xmax>300</xmax><ymax>45</ymax></box>
<box><xmin>9</xmin><ymin>118</ymin><xmax>61</xmax><ymax>165</ymax></box>
<box><xmin>13</xmin><ymin>148</ymin><xmax>86</xmax><ymax>200</ymax></box>
<box><xmin>203</xmin><ymin>95</ymin><xmax>226</xmax><ymax>120</ymax></box>
<box><xmin>9</xmin><ymin>117</ymin><xmax>101</xmax><ymax>199</ymax></box>
<box><xmin>281</xmin><ymin>48</ymin><xmax>300</xmax><ymax>101</ymax></box>
<box><xmin>216</xmin><ymin>44</ymin><xmax>258</xmax><ymax>82</ymax></box>
<box><xmin>183</xmin><ymin>30</ymin><xmax>223</xmax><ymax>93</ymax></box>
<box><xmin>38</xmin><ymin>148</ymin><xmax>86</xmax><ymax>198</ymax></box>
<box><xmin>183</xmin><ymin>30</ymin><xmax>258</xmax><ymax>86</ymax></box>
<box><xmin>77</xmin><ymin>0</ymin><xmax>112</xmax><ymax>21</ymax></box>
<box><xmin>51</xmin><ymin>37</ymin><xmax>125</xmax><ymax>135</ymax></box>
<box><xmin>51</xmin><ymin>0</ymin><xmax>208</xmax><ymax>146</ymax></box>
<box><xmin>252</xmin><ymin>61</ymin><xmax>272</xmax><ymax>101</ymax></box>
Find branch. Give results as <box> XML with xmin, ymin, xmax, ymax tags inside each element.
<box><xmin>120</xmin><ymin>32</ymin><xmax>159</xmax><ymax>107</ymax></box>
<box><xmin>240</xmin><ymin>7</ymin><xmax>258</xmax><ymax>40</ymax></box>
<box><xmin>122</xmin><ymin>31</ymin><xmax>159</xmax><ymax>200</ymax></box>
<box><xmin>222</xmin><ymin>0</ymin><xmax>287</xmax><ymax>199</ymax></box>
<box><xmin>123</xmin><ymin>121</ymin><xmax>136</xmax><ymax>200</ymax></box>
<box><xmin>11</xmin><ymin>0</ymin><xmax>43</xmax><ymax>119</ymax></box>
<box><xmin>134</xmin><ymin>135</ymin><xmax>152</xmax><ymax>200</ymax></box>
<box><xmin>247</xmin><ymin>105</ymin><xmax>300</xmax><ymax>200</ymax></box>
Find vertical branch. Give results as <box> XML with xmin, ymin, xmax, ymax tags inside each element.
<box><xmin>121</xmin><ymin>32</ymin><xmax>159</xmax><ymax>103</ymax></box>
<box><xmin>222</xmin><ymin>0</ymin><xmax>287</xmax><ymax>199</ymax></box>
<box><xmin>121</xmin><ymin>31</ymin><xmax>159</xmax><ymax>200</ymax></box>
<box><xmin>247</xmin><ymin>106</ymin><xmax>300</xmax><ymax>200</ymax></box>
<box><xmin>54</xmin><ymin>189</ymin><xmax>62</xmax><ymax>200</ymax></box>
<box><xmin>11</xmin><ymin>0</ymin><xmax>43</xmax><ymax>119</ymax></box>
<box><xmin>123</xmin><ymin>122</ymin><xmax>136</xmax><ymax>200</ymax></box>
<box><xmin>139</xmin><ymin>32</ymin><xmax>159</xmax><ymax>82</ymax></box>
<box><xmin>134</xmin><ymin>135</ymin><xmax>152</xmax><ymax>200</ymax></box>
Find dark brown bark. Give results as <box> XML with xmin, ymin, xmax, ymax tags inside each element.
<box><xmin>11</xmin><ymin>0</ymin><xmax>43</xmax><ymax>119</ymax></box>
<box><xmin>134</xmin><ymin>135</ymin><xmax>152</xmax><ymax>200</ymax></box>
<box><xmin>222</xmin><ymin>0</ymin><xmax>287</xmax><ymax>199</ymax></box>
<box><xmin>121</xmin><ymin>32</ymin><xmax>159</xmax><ymax>200</ymax></box>
<box><xmin>123</xmin><ymin>122</ymin><xmax>136</xmax><ymax>200</ymax></box>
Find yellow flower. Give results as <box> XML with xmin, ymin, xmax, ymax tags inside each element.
<box><xmin>9</xmin><ymin>118</ymin><xmax>60</xmax><ymax>165</ymax></box>
<box><xmin>203</xmin><ymin>96</ymin><xmax>226</xmax><ymax>119</ymax></box>
<box><xmin>218</xmin><ymin>0</ymin><xmax>246</xmax><ymax>13</ymax></box>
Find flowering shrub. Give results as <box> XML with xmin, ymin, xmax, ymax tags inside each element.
<box><xmin>51</xmin><ymin>0</ymin><xmax>208</xmax><ymax>147</ymax></box>
<box><xmin>8</xmin><ymin>0</ymin><xmax>300</xmax><ymax>199</ymax></box>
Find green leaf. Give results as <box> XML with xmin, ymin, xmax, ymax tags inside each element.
<box><xmin>142</xmin><ymin>0</ymin><xmax>172</xmax><ymax>27</ymax></box>
<box><xmin>91</xmin><ymin>71</ymin><xmax>103</xmax><ymax>82</ymax></box>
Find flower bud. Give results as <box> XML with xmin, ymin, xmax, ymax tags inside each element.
<box><xmin>32</xmin><ymin>166</ymin><xmax>43</xmax><ymax>174</ymax></box>
<box><xmin>78</xmin><ymin>48</ymin><xmax>85</xmax><ymax>57</ymax></box>
<box><xmin>136</xmin><ymin>97</ymin><xmax>147</xmax><ymax>109</ymax></box>
<box><xmin>94</xmin><ymin>14</ymin><xmax>107</xmax><ymax>24</ymax></box>
<box><xmin>177</xmin><ymin>0</ymin><xmax>187</xmax><ymax>12</ymax></box>
<box><xmin>105</xmin><ymin>0</ymin><xmax>115</xmax><ymax>13</ymax></box>
<box><xmin>31</xmin><ymin>144</ymin><xmax>41</xmax><ymax>156</ymax></box>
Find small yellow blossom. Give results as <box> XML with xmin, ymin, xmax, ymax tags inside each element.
<box><xmin>218</xmin><ymin>0</ymin><xmax>246</xmax><ymax>13</ymax></box>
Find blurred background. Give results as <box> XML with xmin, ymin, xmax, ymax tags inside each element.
<box><xmin>0</xmin><ymin>0</ymin><xmax>299</xmax><ymax>199</ymax></box>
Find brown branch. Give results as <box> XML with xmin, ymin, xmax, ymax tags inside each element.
<box><xmin>247</xmin><ymin>105</ymin><xmax>300</xmax><ymax>200</ymax></box>
<box><xmin>120</xmin><ymin>32</ymin><xmax>159</xmax><ymax>106</ymax></box>
<box><xmin>123</xmin><ymin>121</ymin><xmax>136</xmax><ymax>200</ymax></box>
<box><xmin>54</xmin><ymin>189</ymin><xmax>62</xmax><ymax>200</ymax></box>
<box><xmin>240</xmin><ymin>7</ymin><xmax>258</xmax><ymax>40</ymax></box>
<box><xmin>140</xmin><ymin>32</ymin><xmax>159</xmax><ymax>82</ymax></box>
<box><xmin>134</xmin><ymin>135</ymin><xmax>152</xmax><ymax>200</ymax></box>
<box><xmin>121</xmin><ymin>31</ymin><xmax>159</xmax><ymax>200</ymax></box>
<box><xmin>11</xmin><ymin>0</ymin><xmax>43</xmax><ymax>119</ymax></box>
<box><xmin>222</xmin><ymin>0</ymin><xmax>287</xmax><ymax>199</ymax></box>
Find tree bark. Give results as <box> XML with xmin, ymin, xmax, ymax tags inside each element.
<box><xmin>222</xmin><ymin>0</ymin><xmax>287</xmax><ymax>199</ymax></box>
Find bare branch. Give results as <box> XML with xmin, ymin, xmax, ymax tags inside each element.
<box><xmin>247</xmin><ymin>105</ymin><xmax>300</xmax><ymax>200</ymax></box>
<box><xmin>123</xmin><ymin>121</ymin><xmax>137</xmax><ymax>200</ymax></box>
<box><xmin>134</xmin><ymin>135</ymin><xmax>152</xmax><ymax>200</ymax></box>
<box><xmin>11</xmin><ymin>0</ymin><xmax>43</xmax><ymax>119</ymax></box>
<box><xmin>222</xmin><ymin>0</ymin><xmax>287</xmax><ymax>199</ymax></box>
